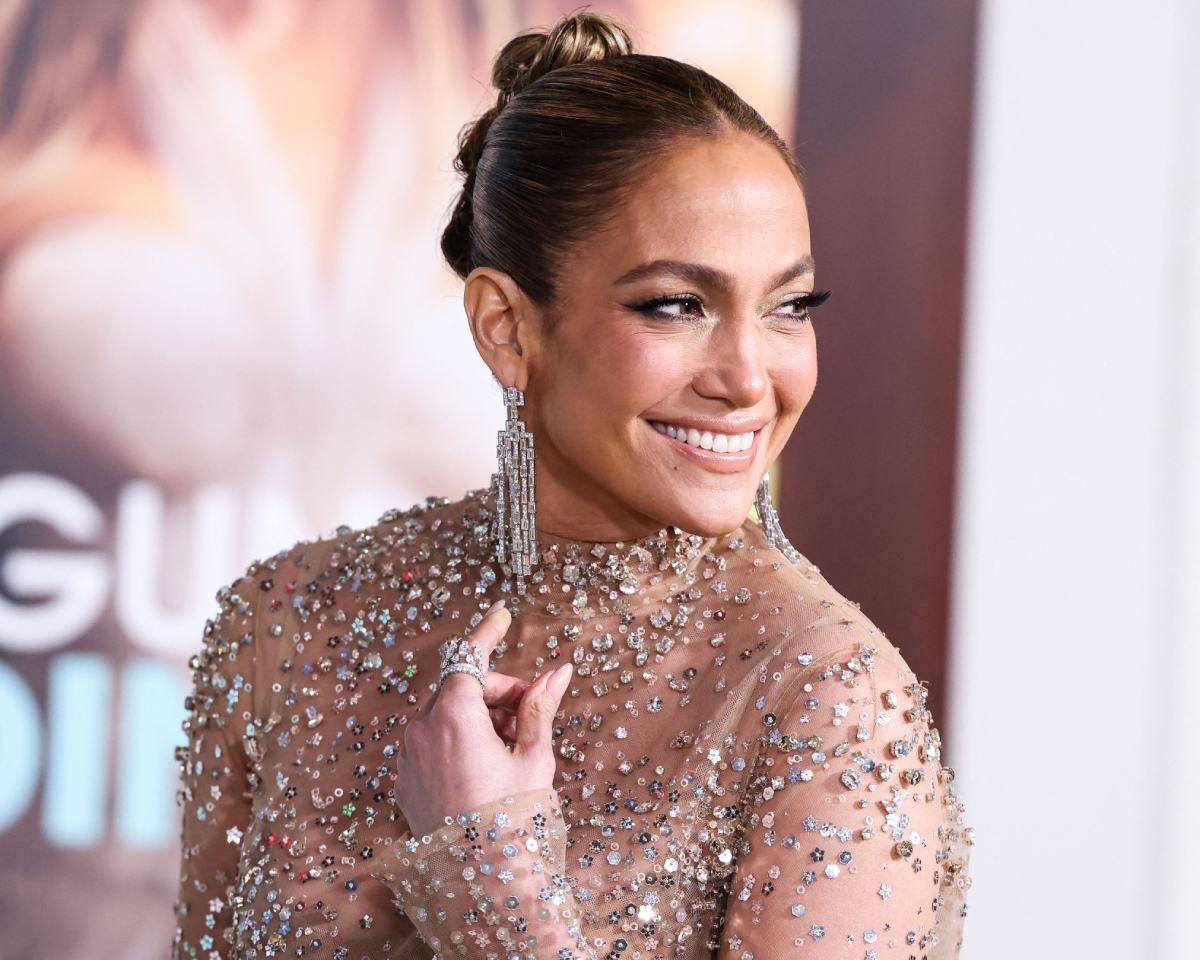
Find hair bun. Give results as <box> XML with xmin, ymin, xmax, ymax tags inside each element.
<box><xmin>492</xmin><ymin>11</ymin><xmax>634</xmax><ymax>106</ymax></box>
<box><xmin>441</xmin><ymin>11</ymin><xmax>635</xmax><ymax>280</ymax></box>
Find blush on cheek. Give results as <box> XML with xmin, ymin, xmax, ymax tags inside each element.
<box><xmin>772</xmin><ymin>346</ymin><xmax>818</xmax><ymax>406</ymax></box>
<box><xmin>620</xmin><ymin>343</ymin><xmax>698</xmax><ymax>404</ymax></box>
<box><xmin>581</xmin><ymin>340</ymin><xmax>690</xmax><ymax>423</ymax></box>
<box><xmin>552</xmin><ymin>310</ymin><xmax>700</xmax><ymax>426</ymax></box>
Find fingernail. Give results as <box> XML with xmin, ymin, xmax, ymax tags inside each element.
<box><xmin>550</xmin><ymin>662</ymin><xmax>573</xmax><ymax>695</ymax></box>
<box><xmin>485</xmin><ymin>599</ymin><xmax>507</xmax><ymax>617</ymax></box>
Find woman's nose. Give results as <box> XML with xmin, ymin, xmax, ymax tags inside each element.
<box><xmin>691</xmin><ymin>318</ymin><xmax>769</xmax><ymax>409</ymax></box>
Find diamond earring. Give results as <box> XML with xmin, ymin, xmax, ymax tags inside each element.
<box><xmin>491</xmin><ymin>385</ymin><xmax>538</xmax><ymax>595</ymax></box>
<box><xmin>756</xmin><ymin>472</ymin><xmax>803</xmax><ymax>564</ymax></box>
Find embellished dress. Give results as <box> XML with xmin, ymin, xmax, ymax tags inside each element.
<box><xmin>172</xmin><ymin>486</ymin><xmax>972</xmax><ymax>959</ymax></box>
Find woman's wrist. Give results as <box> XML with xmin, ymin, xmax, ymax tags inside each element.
<box><xmin>401</xmin><ymin>783</ymin><xmax>562</xmax><ymax>845</ymax></box>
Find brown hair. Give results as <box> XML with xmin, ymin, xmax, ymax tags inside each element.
<box><xmin>441</xmin><ymin>9</ymin><xmax>805</xmax><ymax>307</ymax></box>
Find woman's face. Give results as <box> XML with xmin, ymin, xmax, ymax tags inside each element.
<box><xmin>522</xmin><ymin>131</ymin><xmax>818</xmax><ymax>540</ymax></box>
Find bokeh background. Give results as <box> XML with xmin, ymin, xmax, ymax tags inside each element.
<box><xmin>0</xmin><ymin>1</ymin><xmax>1195</xmax><ymax>957</ymax></box>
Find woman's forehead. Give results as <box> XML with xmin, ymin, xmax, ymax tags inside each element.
<box><xmin>614</xmin><ymin>141</ymin><xmax>807</xmax><ymax>233</ymax></box>
<box><xmin>555</xmin><ymin>136</ymin><xmax>810</xmax><ymax>292</ymax></box>
<box><xmin>587</xmin><ymin>206</ymin><xmax>811</xmax><ymax>294</ymax></box>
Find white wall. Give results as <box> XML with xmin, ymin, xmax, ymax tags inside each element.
<box><xmin>948</xmin><ymin>1</ymin><xmax>1200</xmax><ymax>957</ymax></box>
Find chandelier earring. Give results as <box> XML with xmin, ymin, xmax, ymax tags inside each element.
<box><xmin>491</xmin><ymin>385</ymin><xmax>538</xmax><ymax>595</ymax></box>
<box><xmin>756</xmin><ymin>472</ymin><xmax>804</xmax><ymax>564</ymax></box>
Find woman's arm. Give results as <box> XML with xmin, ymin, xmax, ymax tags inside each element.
<box><xmin>372</xmin><ymin>785</ymin><xmax>597</xmax><ymax>959</ymax></box>
<box><xmin>171</xmin><ymin>566</ymin><xmax>260</xmax><ymax>960</ymax></box>
<box><xmin>715</xmin><ymin>642</ymin><xmax>971</xmax><ymax>958</ymax></box>
<box><xmin>369</xmin><ymin>602</ymin><xmax>596</xmax><ymax>959</ymax></box>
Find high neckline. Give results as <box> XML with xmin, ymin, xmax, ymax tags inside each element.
<box><xmin>464</xmin><ymin>483</ymin><xmax>742</xmax><ymax>602</ymax></box>
<box><xmin>534</xmin><ymin>518</ymin><xmax>720</xmax><ymax>557</ymax></box>
<box><xmin>469</xmin><ymin>480</ymin><xmax>732</xmax><ymax>547</ymax></box>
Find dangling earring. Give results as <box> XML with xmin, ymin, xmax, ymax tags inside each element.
<box><xmin>756</xmin><ymin>472</ymin><xmax>803</xmax><ymax>564</ymax></box>
<box><xmin>491</xmin><ymin>385</ymin><xmax>538</xmax><ymax>595</ymax></box>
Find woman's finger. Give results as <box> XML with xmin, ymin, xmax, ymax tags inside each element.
<box><xmin>488</xmin><ymin>707</ymin><xmax>519</xmax><ymax>743</ymax></box>
<box><xmin>431</xmin><ymin>600</ymin><xmax>512</xmax><ymax>705</ymax></box>
<box><xmin>484</xmin><ymin>672</ymin><xmax>529</xmax><ymax>711</ymax></box>
<box><xmin>514</xmin><ymin>662</ymin><xmax>574</xmax><ymax>758</ymax></box>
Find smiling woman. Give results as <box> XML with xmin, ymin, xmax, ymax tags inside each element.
<box><xmin>464</xmin><ymin>127</ymin><xmax>826</xmax><ymax>542</ymax></box>
<box><xmin>171</xmin><ymin>10</ymin><xmax>972</xmax><ymax>960</ymax></box>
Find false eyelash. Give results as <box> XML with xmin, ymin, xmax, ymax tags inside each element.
<box><xmin>794</xmin><ymin>289</ymin><xmax>832</xmax><ymax>311</ymax></box>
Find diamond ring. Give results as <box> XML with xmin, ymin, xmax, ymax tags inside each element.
<box><xmin>437</xmin><ymin>635</ymin><xmax>486</xmax><ymax>689</ymax></box>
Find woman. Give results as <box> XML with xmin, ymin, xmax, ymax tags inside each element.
<box><xmin>173</xmin><ymin>11</ymin><xmax>972</xmax><ymax>959</ymax></box>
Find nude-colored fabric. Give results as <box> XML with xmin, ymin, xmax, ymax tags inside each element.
<box><xmin>172</xmin><ymin>486</ymin><xmax>971</xmax><ymax>958</ymax></box>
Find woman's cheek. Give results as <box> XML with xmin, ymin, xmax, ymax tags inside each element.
<box><xmin>778</xmin><ymin>331</ymin><xmax>818</xmax><ymax>392</ymax></box>
<box><xmin>616</xmin><ymin>336</ymin><xmax>697</xmax><ymax>399</ymax></box>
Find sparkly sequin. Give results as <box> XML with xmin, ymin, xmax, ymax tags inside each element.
<box><xmin>172</xmin><ymin>486</ymin><xmax>972</xmax><ymax>958</ymax></box>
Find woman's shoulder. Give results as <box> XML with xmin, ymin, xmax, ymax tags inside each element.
<box><xmin>207</xmin><ymin>489</ymin><xmax>487</xmax><ymax>635</ymax></box>
<box><xmin>187</xmin><ymin>492</ymin><xmax>480</xmax><ymax>722</ymax></box>
<box><xmin>731</xmin><ymin>522</ymin><xmax>926</xmax><ymax>716</ymax></box>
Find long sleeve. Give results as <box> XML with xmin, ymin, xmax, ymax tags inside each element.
<box><xmin>172</xmin><ymin>566</ymin><xmax>261</xmax><ymax>959</ymax></box>
<box><xmin>371</xmin><ymin>786</ymin><xmax>599</xmax><ymax>959</ymax></box>
<box><xmin>716</xmin><ymin>641</ymin><xmax>972</xmax><ymax>959</ymax></box>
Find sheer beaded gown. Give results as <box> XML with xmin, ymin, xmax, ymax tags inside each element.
<box><xmin>172</xmin><ymin>485</ymin><xmax>972</xmax><ymax>959</ymax></box>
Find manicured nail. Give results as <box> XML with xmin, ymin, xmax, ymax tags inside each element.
<box><xmin>550</xmin><ymin>662</ymin><xmax>573</xmax><ymax>695</ymax></box>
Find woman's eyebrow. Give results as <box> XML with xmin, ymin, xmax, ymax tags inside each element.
<box><xmin>613</xmin><ymin>255</ymin><xmax>815</xmax><ymax>292</ymax></box>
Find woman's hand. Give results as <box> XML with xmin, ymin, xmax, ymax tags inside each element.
<box><xmin>395</xmin><ymin>601</ymin><xmax>574</xmax><ymax>839</ymax></box>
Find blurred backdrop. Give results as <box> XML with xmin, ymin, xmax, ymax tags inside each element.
<box><xmin>0</xmin><ymin>1</ymin><xmax>1196</xmax><ymax>957</ymax></box>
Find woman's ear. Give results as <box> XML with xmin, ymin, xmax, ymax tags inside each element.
<box><xmin>463</xmin><ymin>267</ymin><xmax>541</xmax><ymax>390</ymax></box>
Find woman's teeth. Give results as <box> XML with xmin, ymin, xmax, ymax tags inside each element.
<box><xmin>648</xmin><ymin>420</ymin><xmax>756</xmax><ymax>453</ymax></box>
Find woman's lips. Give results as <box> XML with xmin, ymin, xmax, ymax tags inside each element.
<box><xmin>644</xmin><ymin>418</ymin><xmax>763</xmax><ymax>470</ymax></box>
<box><xmin>647</xmin><ymin>419</ymin><xmax>756</xmax><ymax>453</ymax></box>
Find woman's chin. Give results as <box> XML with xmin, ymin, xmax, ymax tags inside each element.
<box><xmin>658</xmin><ymin>500</ymin><xmax>757</xmax><ymax>538</ymax></box>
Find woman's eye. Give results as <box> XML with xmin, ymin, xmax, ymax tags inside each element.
<box><xmin>632</xmin><ymin>294</ymin><xmax>705</xmax><ymax>321</ymax></box>
<box><xmin>775</xmin><ymin>289</ymin><xmax>832</xmax><ymax>322</ymax></box>
<box><xmin>777</xmin><ymin>298</ymin><xmax>812</xmax><ymax>322</ymax></box>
